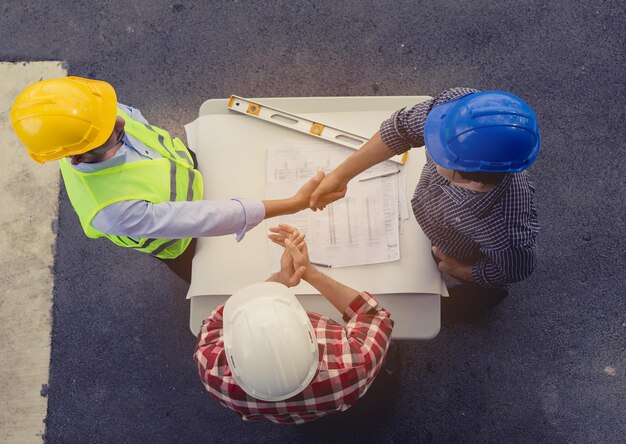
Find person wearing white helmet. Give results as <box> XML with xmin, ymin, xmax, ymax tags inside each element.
<box><xmin>310</xmin><ymin>87</ymin><xmax>540</xmax><ymax>301</ymax></box>
<box><xmin>194</xmin><ymin>225</ymin><xmax>394</xmax><ymax>424</ymax></box>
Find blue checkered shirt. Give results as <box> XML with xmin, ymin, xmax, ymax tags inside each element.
<box><xmin>380</xmin><ymin>88</ymin><xmax>539</xmax><ymax>288</ymax></box>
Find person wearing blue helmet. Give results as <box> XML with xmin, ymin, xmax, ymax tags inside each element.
<box><xmin>309</xmin><ymin>88</ymin><xmax>539</xmax><ymax>297</ymax></box>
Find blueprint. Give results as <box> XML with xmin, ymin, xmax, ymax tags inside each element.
<box><xmin>266</xmin><ymin>143</ymin><xmax>401</xmax><ymax>269</ymax></box>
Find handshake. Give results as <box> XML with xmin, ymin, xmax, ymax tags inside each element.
<box><xmin>268</xmin><ymin>166</ymin><xmax>358</xmax><ymax>286</ymax></box>
<box><xmin>290</xmin><ymin>169</ymin><xmax>349</xmax><ymax>213</ymax></box>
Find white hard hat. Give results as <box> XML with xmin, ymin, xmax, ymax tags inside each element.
<box><xmin>223</xmin><ymin>282</ymin><xmax>319</xmax><ymax>401</ymax></box>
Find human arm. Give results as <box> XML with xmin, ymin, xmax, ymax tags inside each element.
<box><xmin>309</xmin><ymin>87</ymin><xmax>479</xmax><ymax>210</ymax></box>
<box><xmin>194</xmin><ymin>304</ymin><xmax>228</xmax><ymax>379</ymax></box>
<box><xmin>269</xmin><ymin>224</ymin><xmax>393</xmax><ymax>379</ymax></box>
<box><xmin>472</xmin><ymin>243</ymin><xmax>537</xmax><ymax>288</ymax></box>
<box><xmin>471</xmin><ymin>176</ymin><xmax>539</xmax><ymax>287</ymax></box>
<box><xmin>432</xmin><ymin>246</ymin><xmax>474</xmax><ymax>282</ymax></box>
<box><xmin>92</xmin><ymin>199</ymin><xmax>265</xmax><ymax>241</ymax></box>
<box><xmin>268</xmin><ymin>224</ymin><xmax>364</xmax><ymax>314</ymax></box>
<box><xmin>309</xmin><ymin>132</ymin><xmax>395</xmax><ymax>209</ymax></box>
<box><xmin>340</xmin><ymin>291</ymin><xmax>394</xmax><ymax>380</ymax></box>
<box><xmin>264</xmin><ymin>171</ymin><xmax>325</xmax><ymax>218</ymax></box>
<box><xmin>433</xmin><ymin>243</ymin><xmax>537</xmax><ymax>288</ymax></box>
<box><xmin>91</xmin><ymin>172</ymin><xmax>325</xmax><ymax>241</ymax></box>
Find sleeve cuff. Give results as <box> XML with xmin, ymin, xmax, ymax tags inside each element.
<box><xmin>472</xmin><ymin>261</ymin><xmax>509</xmax><ymax>289</ymax></box>
<box><xmin>231</xmin><ymin>198</ymin><xmax>265</xmax><ymax>242</ymax></box>
<box><xmin>471</xmin><ymin>263</ymin><xmax>485</xmax><ymax>286</ymax></box>
<box><xmin>342</xmin><ymin>291</ymin><xmax>381</xmax><ymax>322</ymax></box>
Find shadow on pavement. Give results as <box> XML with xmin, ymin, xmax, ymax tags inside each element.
<box><xmin>441</xmin><ymin>286</ymin><xmax>509</xmax><ymax>325</ymax></box>
<box><xmin>297</xmin><ymin>343</ymin><xmax>403</xmax><ymax>436</ymax></box>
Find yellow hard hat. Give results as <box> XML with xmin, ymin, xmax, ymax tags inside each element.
<box><xmin>10</xmin><ymin>76</ymin><xmax>117</xmax><ymax>163</ymax></box>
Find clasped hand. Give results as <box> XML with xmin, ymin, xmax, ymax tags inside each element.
<box><xmin>267</xmin><ymin>225</ymin><xmax>314</xmax><ymax>287</ymax></box>
<box><xmin>432</xmin><ymin>246</ymin><xmax>474</xmax><ymax>282</ymax></box>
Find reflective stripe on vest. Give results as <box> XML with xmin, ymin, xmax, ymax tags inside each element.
<box><xmin>58</xmin><ymin>107</ymin><xmax>203</xmax><ymax>259</ymax></box>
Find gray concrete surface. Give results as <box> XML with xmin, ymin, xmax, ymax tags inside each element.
<box><xmin>0</xmin><ymin>62</ymin><xmax>65</xmax><ymax>443</ymax></box>
<box><xmin>1</xmin><ymin>1</ymin><xmax>624</xmax><ymax>443</ymax></box>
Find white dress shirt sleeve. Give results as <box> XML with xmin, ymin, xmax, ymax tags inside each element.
<box><xmin>91</xmin><ymin>198</ymin><xmax>265</xmax><ymax>241</ymax></box>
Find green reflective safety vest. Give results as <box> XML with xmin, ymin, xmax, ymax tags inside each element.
<box><xmin>58</xmin><ymin>107</ymin><xmax>204</xmax><ymax>259</ymax></box>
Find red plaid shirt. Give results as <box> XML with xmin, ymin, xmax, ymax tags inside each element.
<box><xmin>194</xmin><ymin>292</ymin><xmax>393</xmax><ymax>424</ymax></box>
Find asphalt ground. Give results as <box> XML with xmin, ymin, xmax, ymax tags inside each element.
<box><xmin>1</xmin><ymin>1</ymin><xmax>624</xmax><ymax>443</ymax></box>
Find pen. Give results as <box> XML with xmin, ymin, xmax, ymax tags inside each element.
<box><xmin>311</xmin><ymin>262</ymin><xmax>332</xmax><ymax>268</ymax></box>
<box><xmin>358</xmin><ymin>169</ymin><xmax>401</xmax><ymax>182</ymax></box>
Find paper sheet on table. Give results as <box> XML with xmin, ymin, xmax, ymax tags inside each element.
<box><xmin>267</xmin><ymin>142</ymin><xmax>398</xmax><ymax>181</ymax></box>
<box><xmin>266</xmin><ymin>142</ymin><xmax>408</xmax><ymax>234</ymax></box>
<box><xmin>184</xmin><ymin>106</ymin><xmax>446</xmax><ymax>298</ymax></box>
<box><xmin>267</xmin><ymin>175</ymin><xmax>399</xmax><ymax>269</ymax></box>
<box><xmin>266</xmin><ymin>143</ymin><xmax>400</xmax><ymax>269</ymax></box>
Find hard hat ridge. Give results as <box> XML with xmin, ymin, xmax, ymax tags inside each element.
<box><xmin>424</xmin><ymin>91</ymin><xmax>540</xmax><ymax>173</ymax></box>
<box><xmin>223</xmin><ymin>282</ymin><xmax>319</xmax><ymax>401</ymax></box>
<box><xmin>10</xmin><ymin>76</ymin><xmax>118</xmax><ymax>163</ymax></box>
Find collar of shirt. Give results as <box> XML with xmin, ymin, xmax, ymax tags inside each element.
<box><xmin>70</xmin><ymin>133</ymin><xmax>160</xmax><ymax>173</ymax></box>
<box><xmin>465</xmin><ymin>173</ymin><xmax>513</xmax><ymax>217</ymax></box>
<box><xmin>426</xmin><ymin>158</ymin><xmax>513</xmax><ymax>218</ymax></box>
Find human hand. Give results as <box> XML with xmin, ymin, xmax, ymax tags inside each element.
<box><xmin>267</xmin><ymin>230</ymin><xmax>307</xmax><ymax>287</ymax></box>
<box><xmin>432</xmin><ymin>246</ymin><xmax>474</xmax><ymax>282</ymax></box>
<box><xmin>268</xmin><ymin>225</ymin><xmax>315</xmax><ymax>280</ymax></box>
<box><xmin>292</xmin><ymin>171</ymin><xmax>325</xmax><ymax>211</ymax></box>
<box><xmin>308</xmin><ymin>170</ymin><xmax>348</xmax><ymax>211</ymax></box>
<box><xmin>268</xmin><ymin>224</ymin><xmax>306</xmax><ymax>248</ymax></box>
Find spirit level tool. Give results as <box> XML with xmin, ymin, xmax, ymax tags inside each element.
<box><xmin>227</xmin><ymin>95</ymin><xmax>407</xmax><ymax>165</ymax></box>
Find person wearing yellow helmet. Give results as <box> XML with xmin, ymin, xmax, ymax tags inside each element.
<box><xmin>11</xmin><ymin>76</ymin><xmax>324</xmax><ymax>282</ymax></box>
<box><xmin>309</xmin><ymin>87</ymin><xmax>540</xmax><ymax>301</ymax></box>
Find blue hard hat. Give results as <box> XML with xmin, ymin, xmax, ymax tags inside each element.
<box><xmin>424</xmin><ymin>91</ymin><xmax>540</xmax><ymax>172</ymax></box>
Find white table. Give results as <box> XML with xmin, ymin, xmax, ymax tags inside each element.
<box><xmin>186</xmin><ymin>96</ymin><xmax>447</xmax><ymax>339</ymax></box>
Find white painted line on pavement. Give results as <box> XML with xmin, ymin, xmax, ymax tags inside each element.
<box><xmin>0</xmin><ymin>61</ymin><xmax>66</xmax><ymax>444</ymax></box>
